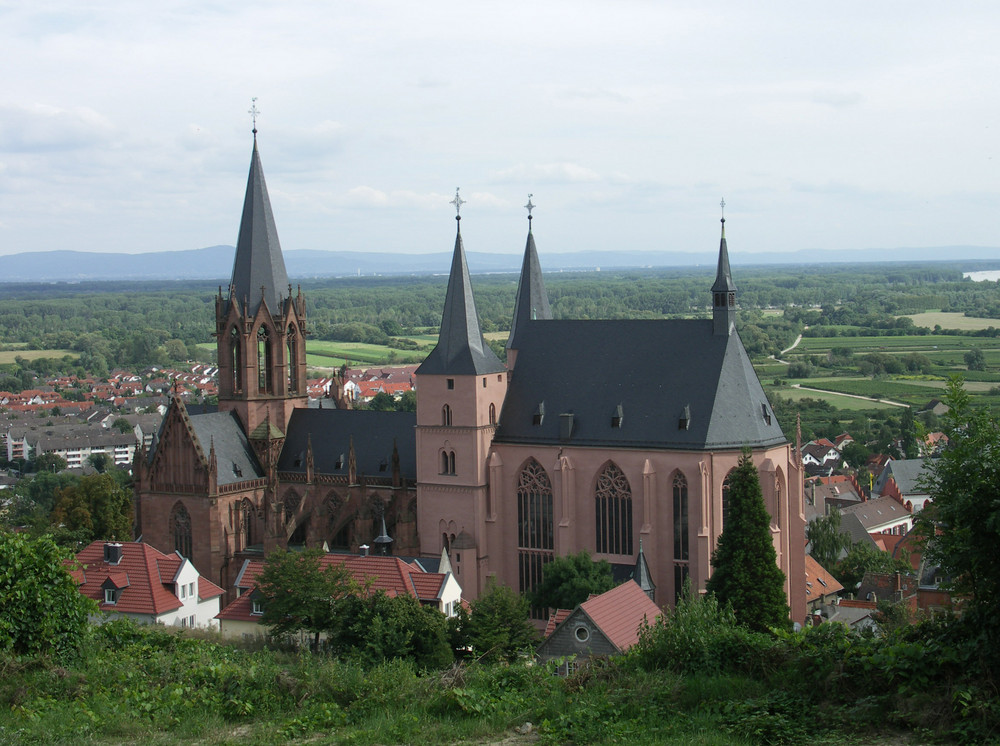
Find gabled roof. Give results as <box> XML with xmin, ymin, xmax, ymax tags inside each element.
<box><xmin>577</xmin><ymin>580</ymin><xmax>661</xmax><ymax>652</ymax></box>
<box><xmin>841</xmin><ymin>495</ymin><xmax>910</xmax><ymax>530</ymax></box>
<box><xmin>416</xmin><ymin>225</ymin><xmax>505</xmax><ymax>376</ymax></box>
<box><xmin>71</xmin><ymin>541</ymin><xmax>222</xmax><ymax>616</ymax></box>
<box><xmin>494</xmin><ymin>320</ymin><xmax>785</xmax><ymax>450</ymax></box>
<box><xmin>507</xmin><ymin>228</ymin><xmax>551</xmax><ymax>352</ymax></box>
<box><xmin>874</xmin><ymin>458</ymin><xmax>931</xmax><ymax>497</ymax></box>
<box><xmin>187</xmin><ymin>410</ymin><xmax>264</xmax><ymax>485</ymax></box>
<box><xmin>228</xmin><ymin>139</ymin><xmax>291</xmax><ymax>317</ymax></box>
<box><xmin>218</xmin><ymin>554</ymin><xmax>452</xmax><ymax>622</ymax></box>
<box><xmin>804</xmin><ymin>555</ymin><xmax>844</xmax><ymax>599</ymax></box>
<box><xmin>277</xmin><ymin>409</ymin><xmax>416</xmax><ymax>477</ymax></box>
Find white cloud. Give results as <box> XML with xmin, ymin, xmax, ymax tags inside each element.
<box><xmin>490</xmin><ymin>163</ymin><xmax>601</xmax><ymax>185</ymax></box>
<box><xmin>0</xmin><ymin>103</ymin><xmax>115</xmax><ymax>153</ymax></box>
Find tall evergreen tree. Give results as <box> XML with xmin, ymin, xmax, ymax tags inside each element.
<box><xmin>706</xmin><ymin>449</ymin><xmax>790</xmax><ymax>632</ymax></box>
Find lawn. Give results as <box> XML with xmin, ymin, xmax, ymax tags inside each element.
<box><xmin>794</xmin><ymin>334</ymin><xmax>976</xmax><ymax>353</ymax></box>
<box><xmin>766</xmin><ymin>385</ymin><xmax>899</xmax><ymax>411</ymax></box>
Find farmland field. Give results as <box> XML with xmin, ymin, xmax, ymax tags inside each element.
<box><xmin>903</xmin><ymin>311</ymin><xmax>1000</xmax><ymax>331</ymax></box>
<box><xmin>794</xmin><ymin>334</ymin><xmax>979</xmax><ymax>353</ymax></box>
<box><xmin>766</xmin><ymin>386</ymin><xmax>899</xmax><ymax>411</ymax></box>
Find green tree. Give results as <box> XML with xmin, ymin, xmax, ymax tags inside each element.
<box><xmin>529</xmin><ymin>550</ymin><xmax>615</xmax><ymax>611</ymax></box>
<box><xmin>6</xmin><ymin>471</ymin><xmax>80</xmax><ymax>529</ymax></box>
<box><xmin>0</xmin><ymin>531</ymin><xmax>95</xmax><ymax>658</ymax></box>
<box><xmin>163</xmin><ymin>339</ymin><xmax>189</xmax><ymax>362</ymax></box>
<box><xmin>367</xmin><ymin>392</ymin><xmax>395</xmax><ymax>411</ymax></box>
<box><xmin>257</xmin><ymin>548</ymin><xmax>356</xmax><ymax>650</ymax></box>
<box><xmin>333</xmin><ymin>591</ymin><xmax>452</xmax><ymax>669</ymax></box>
<box><xmin>806</xmin><ymin>510</ymin><xmax>852</xmax><ymax>570</ymax></box>
<box><xmin>706</xmin><ymin>450</ymin><xmax>790</xmax><ymax>633</ymax></box>
<box><xmin>916</xmin><ymin>376</ymin><xmax>1000</xmax><ymax>647</ymax></box>
<box><xmin>395</xmin><ymin>389</ymin><xmax>417</xmax><ymax>412</ymax></box>
<box><xmin>964</xmin><ymin>347</ymin><xmax>986</xmax><ymax>371</ymax></box>
<box><xmin>453</xmin><ymin>580</ymin><xmax>537</xmax><ymax>663</ymax></box>
<box><xmin>50</xmin><ymin>472</ymin><xmax>133</xmax><ymax>544</ymax></box>
<box><xmin>112</xmin><ymin>417</ymin><xmax>133</xmax><ymax>434</ymax></box>
<box><xmin>833</xmin><ymin>541</ymin><xmax>912</xmax><ymax>593</ymax></box>
<box><xmin>33</xmin><ymin>452</ymin><xmax>68</xmax><ymax>474</ymax></box>
<box><xmin>87</xmin><ymin>452</ymin><xmax>111</xmax><ymax>473</ymax></box>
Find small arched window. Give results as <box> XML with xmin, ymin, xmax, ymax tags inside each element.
<box><xmin>257</xmin><ymin>326</ymin><xmax>272</xmax><ymax>394</ymax></box>
<box><xmin>229</xmin><ymin>327</ymin><xmax>242</xmax><ymax>392</ymax></box>
<box><xmin>489</xmin><ymin>402</ymin><xmax>497</xmax><ymax>425</ymax></box>
<box><xmin>442</xmin><ymin>404</ymin><xmax>452</xmax><ymax>426</ymax></box>
<box><xmin>448</xmin><ymin>451</ymin><xmax>456</xmax><ymax>475</ymax></box>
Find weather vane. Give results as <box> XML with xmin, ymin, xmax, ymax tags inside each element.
<box><xmin>450</xmin><ymin>188</ymin><xmax>465</xmax><ymax>219</ymax></box>
<box><xmin>525</xmin><ymin>194</ymin><xmax>535</xmax><ymax>223</ymax></box>
<box><xmin>249</xmin><ymin>97</ymin><xmax>260</xmax><ymax>136</ymax></box>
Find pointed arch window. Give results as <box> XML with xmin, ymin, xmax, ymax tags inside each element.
<box><xmin>489</xmin><ymin>402</ymin><xmax>497</xmax><ymax>426</ymax></box>
<box><xmin>170</xmin><ymin>502</ymin><xmax>192</xmax><ymax>559</ymax></box>
<box><xmin>286</xmin><ymin>324</ymin><xmax>298</xmax><ymax>393</ymax></box>
<box><xmin>229</xmin><ymin>327</ymin><xmax>242</xmax><ymax>392</ymax></box>
<box><xmin>595</xmin><ymin>462</ymin><xmax>633</xmax><ymax>556</ymax></box>
<box><xmin>672</xmin><ymin>472</ymin><xmax>689</xmax><ymax>603</ymax></box>
<box><xmin>240</xmin><ymin>498</ymin><xmax>254</xmax><ymax>549</ymax></box>
<box><xmin>442</xmin><ymin>404</ymin><xmax>452</xmax><ymax>426</ymax></box>
<box><xmin>517</xmin><ymin>459</ymin><xmax>553</xmax><ymax>618</ymax></box>
<box><xmin>257</xmin><ymin>326</ymin><xmax>272</xmax><ymax>394</ymax></box>
<box><xmin>440</xmin><ymin>450</ymin><xmax>456</xmax><ymax>475</ymax></box>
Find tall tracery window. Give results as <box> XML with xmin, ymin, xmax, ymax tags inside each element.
<box><xmin>257</xmin><ymin>326</ymin><xmax>272</xmax><ymax>394</ymax></box>
<box><xmin>171</xmin><ymin>502</ymin><xmax>192</xmax><ymax>559</ymax></box>
<box><xmin>595</xmin><ymin>462</ymin><xmax>633</xmax><ymax>555</ymax></box>
<box><xmin>230</xmin><ymin>327</ymin><xmax>242</xmax><ymax>392</ymax></box>
<box><xmin>517</xmin><ymin>460</ymin><xmax>554</xmax><ymax>616</ymax></box>
<box><xmin>672</xmin><ymin>472</ymin><xmax>689</xmax><ymax>603</ymax></box>
<box><xmin>240</xmin><ymin>498</ymin><xmax>254</xmax><ymax>549</ymax></box>
<box><xmin>286</xmin><ymin>324</ymin><xmax>297</xmax><ymax>393</ymax></box>
<box><xmin>721</xmin><ymin>470</ymin><xmax>734</xmax><ymax>530</ymax></box>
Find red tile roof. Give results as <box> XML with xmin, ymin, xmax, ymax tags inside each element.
<box><xmin>543</xmin><ymin>608</ymin><xmax>572</xmax><ymax>638</ymax></box>
<box><xmin>804</xmin><ymin>555</ymin><xmax>844</xmax><ymax>599</ymax></box>
<box><xmin>71</xmin><ymin>541</ymin><xmax>222</xmax><ymax>617</ymax></box>
<box><xmin>578</xmin><ymin>581</ymin><xmax>661</xmax><ymax>653</ymax></box>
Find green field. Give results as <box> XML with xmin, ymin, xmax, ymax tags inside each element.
<box><xmin>767</xmin><ymin>385</ymin><xmax>900</xmax><ymax>411</ymax></box>
<box><xmin>794</xmin><ymin>334</ymin><xmax>981</xmax><ymax>353</ymax></box>
<box><xmin>904</xmin><ymin>311</ymin><xmax>1000</xmax><ymax>331</ymax></box>
<box><xmin>0</xmin><ymin>349</ymin><xmax>77</xmax><ymax>365</ymax></box>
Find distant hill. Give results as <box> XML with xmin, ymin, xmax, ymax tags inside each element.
<box><xmin>1</xmin><ymin>244</ymin><xmax>998</xmax><ymax>283</ymax></box>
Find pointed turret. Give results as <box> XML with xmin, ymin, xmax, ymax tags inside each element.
<box><xmin>712</xmin><ymin>203</ymin><xmax>737</xmax><ymax>336</ymax></box>
<box><xmin>228</xmin><ymin>137</ymin><xmax>290</xmax><ymax>317</ymax></box>
<box><xmin>507</xmin><ymin>195</ymin><xmax>551</xmax><ymax>361</ymax></box>
<box><xmin>417</xmin><ymin>194</ymin><xmax>505</xmax><ymax>375</ymax></box>
<box><xmin>632</xmin><ymin>539</ymin><xmax>656</xmax><ymax>601</ymax></box>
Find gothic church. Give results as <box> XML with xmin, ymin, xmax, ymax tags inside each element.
<box><xmin>135</xmin><ymin>136</ymin><xmax>807</xmax><ymax>622</ymax></box>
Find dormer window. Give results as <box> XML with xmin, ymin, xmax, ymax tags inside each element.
<box><xmin>611</xmin><ymin>404</ymin><xmax>624</xmax><ymax>429</ymax></box>
<box><xmin>678</xmin><ymin>405</ymin><xmax>691</xmax><ymax>431</ymax></box>
<box><xmin>105</xmin><ymin>588</ymin><xmax>118</xmax><ymax>604</ymax></box>
<box><xmin>532</xmin><ymin>402</ymin><xmax>545</xmax><ymax>426</ymax></box>
<box><xmin>335</xmin><ymin>453</ymin><xmax>344</xmax><ymax>470</ymax></box>
<box><xmin>761</xmin><ymin>402</ymin><xmax>772</xmax><ymax>426</ymax></box>
<box><xmin>251</xmin><ymin>596</ymin><xmax>263</xmax><ymax>615</ymax></box>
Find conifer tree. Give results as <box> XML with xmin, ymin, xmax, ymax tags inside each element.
<box><xmin>706</xmin><ymin>449</ymin><xmax>790</xmax><ymax>632</ymax></box>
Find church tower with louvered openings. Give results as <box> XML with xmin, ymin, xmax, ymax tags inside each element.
<box><xmin>415</xmin><ymin>191</ymin><xmax>508</xmax><ymax>598</ymax></box>
<box><xmin>215</xmin><ymin>131</ymin><xmax>308</xmax><ymax>438</ymax></box>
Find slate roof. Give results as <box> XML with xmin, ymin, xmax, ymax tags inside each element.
<box><xmin>494</xmin><ymin>319</ymin><xmax>785</xmax><ymax>450</ymax></box>
<box><xmin>874</xmin><ymin>458</ymin><xmax>931</xmax><ymax>497</ymax></box>
<box><xmin>507</xmin><ymin>228</ymin><xmax>552</xmax><ymax>352</ymax></box>
<box><xmin>841</xmin><ymin>496</ymin><xmax>911</xmax><ymax>531</ymax></box>
<box><xmin>187</xmin><ymin>410</ymin><xmax>264</xmax><ymax>485</ymax></box>
<box><xmin>277</xmin><ymin>409</ymin><xmax>416</xmax><ymax>477</ymax></box>
<box><xmin>70</xmin><ymin>541</ymin><xmax>223</xmax><ymax>617</ymax></box>
<box><xmin>577</xmin><ymin>580</ymin><xmax>662</xmax><ymax>652</ymax></box>
<box><xmin>838</xmin><ymin>512</ymin><xmax>879</xmax><ymax>550</ymax></box>
<box><xmin>711</xmin><ymin>221</ymin><xmax>737</xmax><ymax>294</ymax></box>
<box><xmin>228</xmin><ymin>139</ymin><xmax>291</xmax><ymax>317</ymax></box>
<box><xmin>416</xmin><ymin>225</ymin><xmax>505</xmax><ymax>376</ymax></box>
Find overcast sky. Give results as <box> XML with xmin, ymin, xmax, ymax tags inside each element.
<box><xmin>1</xmin><ymin>1</ymin><xmax>998</xmax><ymax>261</ymax></box>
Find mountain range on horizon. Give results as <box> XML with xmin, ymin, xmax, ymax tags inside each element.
<box><xmin>1</xmin><ymin>244</ymin><xmax>998</xmax><ymax>283</ymax></box>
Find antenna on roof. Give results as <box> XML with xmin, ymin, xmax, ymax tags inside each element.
<box><xmin>249</xmin><ymin>97</ymin><xmax>260</xmax><ymax>138</ymax></box>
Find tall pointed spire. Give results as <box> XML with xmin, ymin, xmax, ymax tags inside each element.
<box><xmin>416</xmin><ymin>189</ymin><xmax>505</xmax><ymax>375</ymax></box>
<box><xmin>507</xmin><ymin>194</ymin><xmax>552</xmax><ymax>355</ymax></box>
<box><xmin>712</xmin><ymin>199</ymin><xmax>737</xmax><ymax>336</ymax></box>
<box><xmin>228</xmin><ymin>130</ymin><xmax>290</xmax><ymax>318</ymax></box>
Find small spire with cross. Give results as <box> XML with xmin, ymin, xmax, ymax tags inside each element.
<box><xmin>450</xmin><ymin>188</ymin><xmax>465</xmax><ymax>222</ymax></box>
<box><xmin>249</xmin><ymin>97</ymin><xmax>260</xmax><ymax>138</ymax></box>
<box><xmin>525</xmin><ymin>193</ymin><xmax>535</xmax><ymax>228</ymax></box>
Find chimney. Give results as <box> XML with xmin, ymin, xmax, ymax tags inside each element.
<box><xmin>359</xmin><ymin>544</ymin><xmax>369</xmax><ymax>557</ymax></box>
<box><xmin>103</xmin><ymin>542</ymin><xmax>123</xmax><ymax>565</ymax></box>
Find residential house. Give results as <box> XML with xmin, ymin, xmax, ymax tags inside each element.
<box><xmin>215</xmin><ymin>550</ymin><xmax>462</xmax><ymax>639</ymax></box>
<box><xmin>874</xmin><ymin>458</ymin><xmax>933</xmax><ymax>512</ymax></box>
<box><xmin>840</xmin><ymin>495</ymin><xmax>913</xmax><ymax>536</ymax></box>
<box><xmin>804</xmin><ymin>555</ymin><xmax>843</xmax><ymax>613</ymax></box>
<box><xmin>69</xmin><ymin>541</ymin><xmax>224</xmax><ymax>628</ymax></box>
<box><xmin>536</xmin><ymin>580</ymin><xmax>662</xmax><ymax>673</ymax></box>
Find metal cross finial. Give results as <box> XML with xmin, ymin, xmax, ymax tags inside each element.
<box><xmin>720</xmin><ymin>197</ymin><xmax>726</xmax><ymax>220</ymax></box>
<box><xmin>249</xmin><ymin>97</ymin><xmax>260</xmax><ymax>135</ymax></box>
<box><xmin>525</xmin><ymin>194</ymin><xmax>535</xmax><ymax>217</ymax></box>
<box><xmin>450</xmin><ymin>188</ymin><xmax>465</xmax><ymax>218</ymax></box>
